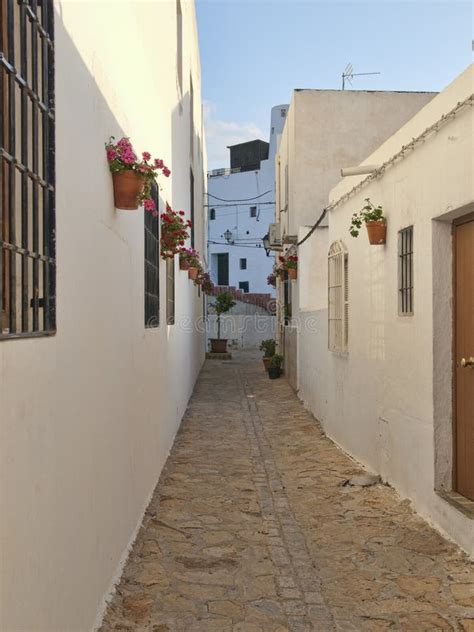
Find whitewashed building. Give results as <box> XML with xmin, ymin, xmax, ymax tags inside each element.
<box><xmin>0</xmin><ymin>1</ymin><xmax>206</xmax><ymax>629</ymax></box>
<box><xmin>278</xmin><ymin>66</ymin><xmax>474</xmax><ymax>555</ymax></box>
<box><xmin>207</xmin><ymin>105</ymin><xmax>288</xmax><ymax>294</ymax></box>
<box><xmin>274</xmin><ymin>87</ymin><xmax>436</xmax><ymax>389</ymax></box>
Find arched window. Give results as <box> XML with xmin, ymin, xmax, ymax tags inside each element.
<box><xmin>328</xmin><ymin>241</ymin><xmax>348</xmax><ymax>352</ymax></box>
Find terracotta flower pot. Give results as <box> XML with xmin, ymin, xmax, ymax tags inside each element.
<box><xmin>112</xmin><ymin>171</ymin><xmax>145</xmax><ymax>210</ymax></box>
<box><xmin>288</xmin><ymin>268</ymin><xmax>297</xmax><ymax>280</ymax></box>
<box><xmin>188</xmin><ymin>267</ymin><xmax>199</xmax><ymax>280</ymax></box>
<box><xmin>210</xmin><ymin>338</ymin><xmax>228</xmax><ymax>353</ymax></box>
<box><xmin>263</xmin><ymin>356</ymin><xmax>272</xmax><ymax>371</ymax></box>
<box><xmin>180</xmin><ymin>258</ymin><xmax>190</xmax><ymax>271</ymax></box>
<box><xmin>365</xmin><ymin>220</ymin><xmax>386</xmax><ymax>245</ymax></box>
<box><xmin>279</xmin><ymin>270</ymin><xmax>286</xmax><ymax>281</ymax></box>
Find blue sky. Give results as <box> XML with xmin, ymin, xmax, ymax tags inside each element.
<box><xmin>195</xmin><ymin>0</ymin><xmax>473</xmax><ymax>169</ymax></box>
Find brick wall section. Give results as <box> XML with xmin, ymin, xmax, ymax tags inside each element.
<box><xmin>210</xmin><ymin>286</ymin><xmax>276</xmax><ymax>314</ymax></box>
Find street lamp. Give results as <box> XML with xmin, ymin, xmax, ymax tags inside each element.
<box><xmin>223</xmin><ymin>229</ymin><xmax>233</xmax><ymax>243</ymax></box>
<box><xmin>262</xmin><ymin>233</ymin><xmax>270</xmax><ymax>256</ymax></box>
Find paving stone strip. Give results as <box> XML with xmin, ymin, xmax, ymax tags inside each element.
<box><xmin>100</xmin><ymin>352</ymin><xmax>474</xmax><ymax>632</ymax></box>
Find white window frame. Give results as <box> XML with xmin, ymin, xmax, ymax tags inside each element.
<box><xmin>328</xmin><ymin>241</ymin><xmax>348</xmax><ymax>353</ymax></box>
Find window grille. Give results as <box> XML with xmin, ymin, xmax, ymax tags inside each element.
<box><xmin>398</xmin><ymin>226</ymin><xmax>414</xmax><ymax>315</ymax></box>
<box><xmin>239</xmin><ymin>281</ymin><xmax>249</xmax><ymax>293</ymax></box>
<box><xmin>1</xmin><ymin>0</ymin><xmax>55</xmax><ymax>339</ymax></box>
<box><xmin>166</xmin><ymin>257</ymin><xmax>175</xmax><ymax>325</ymax></box>
<box><xmin>209</xmin><ymin>208</ymin><xmax>215</xmax><ymax>220</ymax></box>
<box><xmin>328</xmin><ymin>241</ymin><xmax>348</xmax><ymax>352</ymax></box>
<box><xmin>250</xmin><ymin>206</ymin><xmax>257</xmax><ymax>218</ymax></box>
<box><xmin>239</xmin><ymin>258</ymin><xmax>247</xmax><ymax>270</ymax></box>
<box><xmin>189</xmin><ymin>167</ymin><xmax>195</xmax><ymax>247</ymax></box>
<box><xmin>144</xmin><ymin>184</ymin><xmax>159</xmax><ymax>328</ymax></box>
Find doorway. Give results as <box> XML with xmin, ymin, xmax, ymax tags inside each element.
<box><xmin>454</xmin><ymin>214</ymin><xmax>474</xmax><ymax>500</ymax></box>
<box><xmin>217</xmin><ymin>253</ymin><xmax>229</xmax><ymax>286</ymax></box>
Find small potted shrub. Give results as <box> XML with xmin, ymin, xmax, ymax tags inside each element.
<box><xmin>259</xmin><ymin>339</ymin><xmax>276</xmax><ymax>370</ymax></box>
<box><xmin>160</xmin><ymin>204</ymin><xmax>192</xmax><ymax>259</ymax></box>
<box><xmin>106</xmin><ymin>136</ymin><xmax>170</xmax><ymax>211</ymax></box>
<box><xmin>349</xmin><ymin>198</ymin><xmax>386</xmax><ymax>245</ymax></box>
<box><xmin>209</xmin><ymin>292</ymin><xmax>236</xmax><ymax>353</ymax></box>
<box><xmin>268</xmin><ymin>354</ymin><xmax>283</xmax><ymax>379</ymax></box>
<box><xmin>198</xmin><ymin>272</ymin><xmax>214</xmax><ymax>294</ymax></box>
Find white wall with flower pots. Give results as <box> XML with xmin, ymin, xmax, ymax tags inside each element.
<box><xmin>0</xmin><ymin>1</ymin><xmax>207</xmax><ymax>630</ymax></box>
<box><xmin>299</xmin><ymin>66</ymin><xmax>474</xmax><ymax>556</ymax></box>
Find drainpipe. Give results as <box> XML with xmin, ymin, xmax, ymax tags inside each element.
<box><xmin>340</xmin><ymin>165</ymin><xmax>379</xmax><ymax>177</ymax></box>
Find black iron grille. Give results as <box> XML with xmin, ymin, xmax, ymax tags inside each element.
<box><xmin>0</xmin><ymin>0</ymin><xmax>55</xmax><ymax>339</ymax></box>
<box><xmin>144</xmin><ymin>184</ymin><xmax>159</xmax><ymax>328</ymax></box>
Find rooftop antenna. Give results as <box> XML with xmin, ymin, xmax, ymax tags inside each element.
<box><xmin>342</xmin><ymin>63</ymin><xmax>381</xmax><ymax>90</ymax></box>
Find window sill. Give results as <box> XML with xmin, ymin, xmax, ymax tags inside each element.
<box><xmin>437</xmin><ymin>491</ymin><xmax>474</xmax><ymax>519</ymax></box>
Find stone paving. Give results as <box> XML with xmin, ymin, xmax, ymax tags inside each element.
<box><xmin>101</xmin><ymin>352</ymin><xmax>474</xmax><ymax>631</ymax></box>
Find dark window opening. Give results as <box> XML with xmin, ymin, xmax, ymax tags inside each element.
<box><xmin>239</xmin><ymin>258</ymin><xmax>247</xmax><ymax>270</ymax></box>
<box><xmin>398</xmin><ymin>226</ymin><xmax>414</xmax><ymax>315</ymax></box>
<box><xmin>166</xmin><ymin>257</ymin><xmax>175</xmax><ymax>325</ymax></box>
<box><xmin>1</xmin><ymin>0</ymin><xmax>56</xmax><ymax>339</ymax></box>
<box><xmin>209</xmin><ymin>208</ymin><xmax>216</xmax><ymax>220</ymax></box>
<box><xmin>250</xmin><ymin>206</ymin><xmax>257</xmax><ymax>218</ymax></box>
<box><xmin>190</xmin><ymin>168</ymin><xmax>195</xmax><ymax>247</ymax></box>
<box><xmin>144</xmin><ymin>184</ymin><xmax>160</xmax><ymax>328</ymax></box>
<box><xmin>284</xmin><ymin>272</ymin><xmax>292</xmax><ymax>325</ymax></box>
<box><xmin>239</xmin><ymin>281</ymin><xmax>249</xmax><ymax>293</ymax></box>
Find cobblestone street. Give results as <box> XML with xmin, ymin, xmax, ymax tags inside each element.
<box><xmin>101</xmin><ymin>352</ymin><xmax>474</xmax><ymax>632</ymax></box>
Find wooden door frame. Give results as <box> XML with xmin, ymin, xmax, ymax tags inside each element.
<box><xmin>452</xmin><ymin>211</ymin><xmax>474</xmax><ymax>491</ymax></box>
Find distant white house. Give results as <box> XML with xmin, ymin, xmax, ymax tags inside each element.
<box><xmin>207</xmin><ymin>105</ymin><xmax>288</xmax><ymax>294</ymax></box>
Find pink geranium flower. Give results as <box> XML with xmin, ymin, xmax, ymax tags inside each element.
<box><xmin>144</xmin><ymin>199</ymin><xmax>156</xmax><ymax>211</ymax></box>
<box><xmin>142</xmin><ymin>151</ymin><xmax>151</xmax><ymax>161</ymax></box>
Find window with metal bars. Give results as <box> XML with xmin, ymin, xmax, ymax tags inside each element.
<box><xmin>144</xmin><ymin>184</ymin><xmax>159</xmax><ymax>328</ymax></box>
<box><xmin>166</xmin><ymin>257</ymin><xmax>175</xmax><ymax>325</ymax></box>
<box><xmin>0</xmin><ymin>0</ymin><xmax>55</xmax><ymax>340</ymax></box>
<box><xmin>189</xmin><ymin>167</ymin><xmax>195</xmax><ymax>248</ymax></box>
<box><xmin>328</xmin><ymin>241</ymin><xmax>348</xmax><ymax>352</ymax></box>
<box><xmin>398</xmin><ymin>226</ymin><xmax>414</xmax><ymax>315</ymax></box>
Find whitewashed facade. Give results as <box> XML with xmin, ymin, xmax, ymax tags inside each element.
<box><xmin>207</xmin><ymin>105</ymin><xmax>288</xmax><ymax>294</ymax></box>
<box><xmin>281</xmin><ymin>67</ymin><xmax>474</xmax><ymax>555</ymax></box>
<box><xmin>0</xmin><ymin>1</ymin><xmax>206</xmax><ymax>629</ymax></box>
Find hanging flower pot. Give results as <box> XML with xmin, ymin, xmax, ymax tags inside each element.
<box><xmin>106</xmin><ymin>137</ymin><xmax>170</xmax><ymax>212</ymax></box>
<box><xmin>279</xmin><ymin>269</ymin><xmax>286</xmax><ymax>281</ymax></box>
<box><xmin>188</xmin><ymin>267</ymin><xmax>199</xmax><ymax>280</ymax></box>
<box><xmin>365</xmin><ymin>220</ymin><xmax>386</xmax><ymax>245</ymax></box>
<box><xmin>288</xmin><ymin>268</ymin><xmax>297</xmax><ymax>280</ymax></box>
<box><xmin>112</xmin><ymin>171</ymin><xmax>145</xmax><ymax>210</ymax></box>
<box><xmin>179</xmin><ymin>258</ymin><xmax>190</xmax><ymax>271</ymax></box>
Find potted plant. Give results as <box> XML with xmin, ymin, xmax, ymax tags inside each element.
<box><xmin>259</xmin><ymin>339</ymin><xmax>276</xmax><ymax>370</ymax></box>
<box><xmin>267</xmin><ymin>273</ymin><xmax>276</xmax><ymax>288</ymax></box>
<box><xmin>179</xmin><ymin>247</ymin><xmax>201</xmax><ymax>277</ymax></box>
<box><xmin>197</xmin><ymin>272</ymin><xmax>214</xmax><ymax>294</ymax></box>
<box><xmin>209</xmin><ymin>292</ymin><xmax>236</xmax><ymax>353</ymax></box>
<box><xmin>349</xmin><ymin>198</ymin><xmax>386</xmax><ymax>245</ymax></box>
<box><xmin>268</xmin><ymin>354</ymin><xmax>284</xmax><ymax>379</ymax></box>
<box><xmin>285</xmin><ymin>255</ymin><xmax>298</xmax><ymax>280</ymax></box>
<box><xmin>160</xmin><ymin>204</ymin><xmax>192</xmax><ymax>259</ymax></box>
<box><xmin>105</xmin><ymin>136</ymin><xmax>170</xmax><ymax>211</ymax></box>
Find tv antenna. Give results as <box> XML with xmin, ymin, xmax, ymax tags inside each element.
<box><xmin>342</xmin><ymin>63</ymin><xmax>381</xmax><ymax>90</ymax></box>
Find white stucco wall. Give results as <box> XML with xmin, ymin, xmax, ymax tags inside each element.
<box><xmin>0</xmin><ymin>2</ymin><xmax>207</xmax><ymax>630</ymax></box>
<box><xmin>310</xmin><ymin>65</ymin><xmax>474</xmax><ymax>555</ymax></box>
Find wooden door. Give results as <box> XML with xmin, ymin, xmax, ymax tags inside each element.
<box><xmin>454</xmin><ymin>215</ymin><xmax>474</xmax><ymax>500</ymax></box>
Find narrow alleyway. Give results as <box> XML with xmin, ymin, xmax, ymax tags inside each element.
<box><xmin>101</xmin><ymin>352</ymin><xmax>474</xmax><ymax>632</ymax></box>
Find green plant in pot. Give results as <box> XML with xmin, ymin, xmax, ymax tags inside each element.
<box><xmin>349</xmin><ymin>198</ymin><xmax>386</xmax><ymax>245</ymax></box>
<box><xmin>268</xmin><ymin>354</ymin><xmax>284</xmax><ymax>380</ymax></box>
<box><xmin>209</xmin><ymin>292</ymin><xmax>236</xmax><ymax>353</ymax></box>
<box><xmin>259</xmin><ymin>339</ymin><xmax>276</xmax><ymax>371</ymax></box>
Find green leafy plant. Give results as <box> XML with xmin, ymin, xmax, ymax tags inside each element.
<box><xmin>213</xmin><ymin>292</ymin><xmax>236</xmax><ymax>340</ymax></box>
<box><xmin>270</xmin><ymin>354</ymin><xmax>284</xmax><ymax>368</ymax></box>
<box><xmin>259</xmin><ymin>339</ymin><xmax>276</xmax><ymax>358</ymax></box>
<box><xmin>349</xmin><ymin>198</ymin><xmax>385</xmax><ymax>238</ymax></box>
